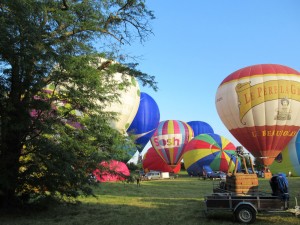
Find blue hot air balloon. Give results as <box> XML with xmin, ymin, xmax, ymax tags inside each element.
<box><xmin>127</xmin><ymin>92</ymin><xmax>160</xmax><ymax>153</ymax></box>
<box><xmin>187</xmin><ymin>121</ymin><xmax>214</xmax><ymax>137</ymax></box>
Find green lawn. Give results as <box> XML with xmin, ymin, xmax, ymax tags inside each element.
<box><xmin>1</xmin><ymin>173</ymin><xmax>300</xmax><ymax>225</ymax></box>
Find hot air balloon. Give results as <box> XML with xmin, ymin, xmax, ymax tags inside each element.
<box><xmin>183</xmin><ymin>133</ymin><xmax>240</xmax><ymax>176</ymax></box>
<box><xmin>215</xmin><ymin>64</ymin><xmax>300</xmax><ymax>167</ymax></box>
<box><xmin>45</xmin><ymin>58</ymin><xmax>141</xmax><ymax>134</ymax></box>
<box><xmin>270</xmin><ymin>130</ymin><xmax>300</xmax><ymax>176</ymax></box>
<box><xmin>93</xmin><ymin>160</ymin><xmax>130</xmax><ymax>182</ymax></box>
<box><xmin>91</xmin><ymin>58</ymin><xmax>141</xmax><ymax>133</ymax></box>
<box><xmin>102</xmin><ymin>73</ymin><xmax>140</xmax><ymax>134</ymax></box>
<box><xmin>187</xmin><ymin>121</ymin><xmax>214</xmax><ymax>137</ymax></box>
<box><xmin>31</xmin><ymin>85</ymin><xmax>84</xmax><ymax>130</ymax></box>
<box><xmin>150</xmin><ymin>120</ymin><xmax>194</xmax><ymax>168</ymax></box>
<box><xmin>142</xmin><ymin>147</ymin><xmax>181</xmax><ymax>174</ymax></box>
<box><xmin>127</xmin><ymin>92</ymin><xmax>160</xmax><ymax>154</ymax></box>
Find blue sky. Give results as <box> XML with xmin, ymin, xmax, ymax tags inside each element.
<box><xmin>125</xmin><ymin>1</ymin><xmax>300</xmax><ymax>158</ymax></box>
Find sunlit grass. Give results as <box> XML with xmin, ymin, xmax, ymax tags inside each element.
<box><xmin>1</xmin><ymin>172</ymin><xmax>299</xmax><ymax>225</ymax></box>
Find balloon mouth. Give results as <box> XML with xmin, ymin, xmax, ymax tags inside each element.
<box><xmin>169</xmin><ymin>164</ymin><xmax>179</xmax><ymax>169</ymax></box>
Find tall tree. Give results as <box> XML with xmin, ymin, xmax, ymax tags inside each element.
<box><xmin>0</xmin><ymin>0</ymin><xmax>156</xmax><ymax>208</ymax></box>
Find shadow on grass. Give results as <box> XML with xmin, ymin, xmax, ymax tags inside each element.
<box><xmin>1</xmin><ymin>195</ymin><xmax>299</xmax><ymax>225</ymax></box>
<box><xmin>2</xmin><ymin>177</ymin><xmax>300</xmax><ymax>225</ymax></box>
<box><xmin>0</xmin><ymin>196</ymin><xmax>233</xmax><ymax>225</ymax></box>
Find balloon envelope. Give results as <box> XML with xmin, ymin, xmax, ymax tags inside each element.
<box><xmin>42</xmin><ymin>65</ymin><xmax>140</xmax><ymax>134</ymax></box>
<box><xmin>187</xmin><ymin>121</ymin><xmax>214</xmax><ymax>137</ymax></box>
<box><xmin>93</xmin><ymin>160</ymin><xmax>130</xmax><ymax>182</ymax></box>
<box><xmin>183</xmin><ymin>133</ymin><xmax>240</xmax><ymax>175</ymax></box>
<box><xmin>103</xmin><ymin>74</ymin><xmax>140</xmax><ymax>133</ymax></box>
<box><xmin>91</xmin><ymin>58</ymin><xmax>141</xmax><ymax>133</ymax></box>
<box><xmin>127</xmin><ymin>92</ymin><xmax>160</xmax><ymax>153</ymax></box>
<box><xmin>150</xmin><ymin>120</ymin><xmax>194</xmax><ymax>167</ymax></box>
<box><xmin>32</xmin><ymin>86</ymin><xmax>83</xmax><ymax>129</ymax></box>
<box><xmin>216</xmin><ymin>64</ymin><xmax>300</xmax><ymax>166</ymax></box>
<box><xmin>143</xmin><ymin>147</ymin><xmax>181</xmax><ymax>174</ymax></box>
<box><xmin>270</xmin><ymin>131</ymin><xmax>300</xmax><ymax>176</ymax></box>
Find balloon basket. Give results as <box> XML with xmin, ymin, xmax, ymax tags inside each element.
<box><xmin>223</xmin><ymin>146</ymin><xmax>259</xmax><ymax>195</ymax></box>
<box><xmin>264</xmin><ymin>172</ymin><xmax>272</xmax><ymax>179</ymax></box>
<box><xmin>225</xmin><ymin>173</ymin><xmax>259</xmax><ymax>195</ymax></box>
<box><xmin>262</xmin><ymin>167</ymin><xmax>272</xmax><ymax>179</ymax></box>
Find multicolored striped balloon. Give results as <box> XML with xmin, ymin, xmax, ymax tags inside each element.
<box><xmin>150</xmin><ymin>120</ymin><xmax>194</xmax><ymax>168</ymax></box>
<box><xmin>183</xmin><ymin>133</ymin><xmax>240</xmax><ymax>175</ymax></box>
<box><xmin>270</xmin><ymin>131</ymin><xmax>300</xmax><ymax>176</ymax></box>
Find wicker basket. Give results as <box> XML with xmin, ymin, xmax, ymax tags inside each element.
<box><xmin>225</xmin><ymin>173</ymin><xmax>259</xmax><ymax>195</ymax></box>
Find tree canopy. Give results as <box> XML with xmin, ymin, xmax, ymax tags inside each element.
<box><xmin>0</xmin><ymin>0</ymin><xmax>156</xmax><ymax>208</ymax></box>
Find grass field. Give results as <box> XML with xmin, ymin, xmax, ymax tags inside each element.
<box><xmin>1</xmin><ymin>173</ymin><xmax>299</xmax><ymax>225</ymax></box>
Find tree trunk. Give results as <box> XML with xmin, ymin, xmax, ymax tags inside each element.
<box><xmin>0</xmin><ymin>105</ymin><xmax>26</xmax><ymax>208</ymax></box>
<box><xmin>0</xmin><ymin>140</ymin><xmax>23</xmax><ymax>208</ymax></box>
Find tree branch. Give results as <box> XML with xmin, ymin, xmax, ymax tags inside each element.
<box><xmin>61</xmin><ymin>0</ymin><xmax>69</xmax><ymax>10</ymax></box>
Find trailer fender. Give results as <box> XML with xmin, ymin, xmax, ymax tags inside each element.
<box><xmin>234</xmin><ymin>202</ymin><xmax>258</xmax><ymax>214</ymax></box>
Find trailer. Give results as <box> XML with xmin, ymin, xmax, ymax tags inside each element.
<box><xmin>204</xmin><ymin>146</ymin><xmax>300</xmax><ymax>223</ymax></box>
<box><xmin>205</xmin><ymin>192</ymin><xmax>290</xmax><ymax>223</ymax></box>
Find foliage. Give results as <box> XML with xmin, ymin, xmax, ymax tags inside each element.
<box><xmin>127</xmin><ymin>162</ymin><xmax>142</xmax><ymax>171</ymax></box>
<box><xmin>0</xmin><ymin>0</ymin><xmax>156</xmax><ymax>208</ymax></box>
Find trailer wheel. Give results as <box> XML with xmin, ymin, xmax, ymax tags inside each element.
<box><xmin>234</xmin><ymin>205</ymin><xmax>256</xmax><ymax>224</ymax></box>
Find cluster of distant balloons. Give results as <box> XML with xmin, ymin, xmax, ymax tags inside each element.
<box><xmin>127</xmin><ymin>64</ymin><xmax>300</xmax><ymax>176</ymax></box>
<box><xmin>42</xmin><ymin>62</ymin><xmax>300</xmax><ymax>177</ymax></box>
